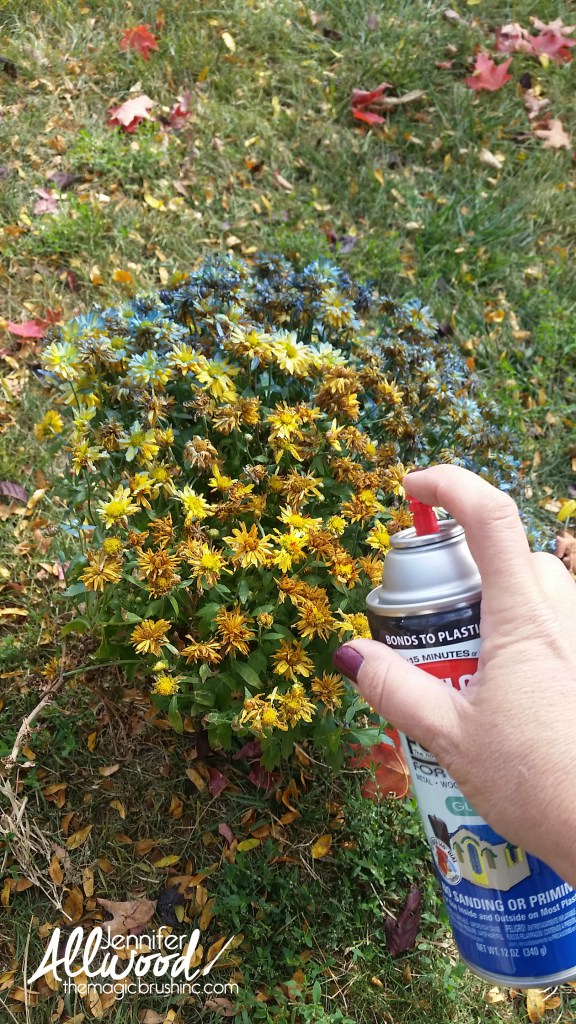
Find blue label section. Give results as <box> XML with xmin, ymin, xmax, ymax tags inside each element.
<box><xmin>435</xmin><ymin>822</ymin><xmax>576</xmax><ymax>980</ymax></box>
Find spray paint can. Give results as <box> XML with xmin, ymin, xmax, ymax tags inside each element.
<box><xmin>366</xmin><ymin>500</ymin><xmax>576</xmax><ymax>986</ymax></box>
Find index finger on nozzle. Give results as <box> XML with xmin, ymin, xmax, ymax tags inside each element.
<box><xmin>404</xmin><ymin>465</ymin><xmax>535</xmax><ymax>600</ymax></box>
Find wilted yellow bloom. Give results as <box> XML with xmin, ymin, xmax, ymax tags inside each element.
<box><xmin>215</xmin><ymin>605</ymin><xmax>255</xmax><ymax>657</ymax></box>
<box><xmin>224</xmin><ymin>523</ymin><xmax>274</xmax><ymax>568</ymax></box>
<box><xmin>131</xmin><ymin>618</ymin><xmax>172</xmax><ymax>656</ymax></box>
<box><xmin>80</xmin><ymin>553</ymin><xmax>122</xmax><ymax>592</ymax></box>
<box><xmin>180</xmin><ymin>637</ymin><xmax>222</xmax><ymax>667</ymax></box>
<box><xmin>276</xmin><ymin>683</ymin><xmax>316</xmax><ymax>727</ymax></box>
<box><xmin>34</xmin><ymin>409</ymin><xmax>64</xmax><ymax>441</ymax></box>
<box><xmin>311</xmin><ymin>673</ymin><xmax>346</xmax><ymax>711</ymax></box>
<box><xmin>272</xmin><ymin>640</ymin><xmax>314</xmax><ymax>682</ymax></box>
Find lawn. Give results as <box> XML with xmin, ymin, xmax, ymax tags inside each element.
<box><xmin>0</xmin><ymin>0</ymin><xmax>575</xmax><ymax>1022</ymax></box>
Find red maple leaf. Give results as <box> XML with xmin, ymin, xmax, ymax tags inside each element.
<box><xmin>108</xmin><ymin>94</ymin><xmax>156</xmax><ymax>133</ymax></box>
<box><xmin>120</xmin><ymin>25</ymin><xmax>159</xmax><ymax>61</ymax></box>
<box><xmin>464</xmin><ymin>53</ymin><xmax>512</xmax><ymax>91</ymax></box>
<box><xmin>166</xmin><ymin>90</ymin><xmax>192</xmax><ymax>130</ymax></box>
<box><xmin>530</xmin><ymin>30</ymin><xmax>576</xmax><ymax>63</ymax></box>
<box><xmin>348</xmin><ymin>729</ymin><xmax>410</xmax><ymax>802</ymax></box>
<box><xmin>351</xmin><ymin>81</ymin><xmax>392</xmax><ymax>126</ymax></box>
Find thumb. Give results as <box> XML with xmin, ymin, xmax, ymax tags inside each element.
<box><xmin>333</xmin><ymin>639</ymin><xmax>460</xmax><ymax>757</ymax></box>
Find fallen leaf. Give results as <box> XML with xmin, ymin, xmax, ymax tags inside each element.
<box><xmin>46</xmin><ymin>170</ymin><xmax>79</xmax><ymax>190</ymax></box>
<box><xmin>66</xmin><ymin>824</ymin><xmax>93</xmax><ymax>850</ymax></box>
<box><xmin>63</xmin><ymin>886</ymin><xmax>84</xmax><ymax>923</ymax></box>
<box><xmin>247</xmin><ymin>762</ymin><xmax>280</xmax><ymax>789</ymax></box>
<box><xmin>218</xmin><ymin>822</ymin><xmax>235</xmax><ymax>844</ymax></box>
<box><xmin>237</xmin><ymin>838</ymin><xmax>260</xmax><ymax>852</ymax></box>
<box><xmin>523</xmin><ymin>90</ymin><xmax>551</xmax><ymax>120</ymax></box>
<box><xmin>33</xmin><ymin>188</ymin><xmax>58</xmax><ymax>215</ymax></box>
<box><xmin>97</xmin><ymin>897</ymin><xmax>157</xmax><ymax>937</ymax></box>
<box><xmin>108</xmin><ymin>94</ymin><xmax>156</xmax><ymax>133</ymax></box>
<box><xmin>221</xmin><ymin>31</ymin><xmax>236</xmax><ymax>53</ymax></box>
<box><xmin>48</xmin><ymin>854</ymin><xmax>64</xmax><ymax>885</ymax></box>
<box><xmin>384</xmin><ymin>887</ymin><xmax>421</xmax><ymax>957</ymax></box>
<box><xmin>120</xmin><ymin>25</ymin><xmax>159</xmax><ymax>61</ymax></box>
<box><xmin>495</xmin><ymin>23</ymin><xmax>533</xmax><ymax>54</ymax></box>
<box><xmin>484</xmin><ymin>987</ymin><xmax>507</xmax><ymax>1004</ymax></box>
<box><xmin>349</xmin><ymin>732</ymin><xmax>410</xmax><ymax>801</ymax></box>
<box><xmin>273</xmin><ymin>169</ymin><xmax>294</xmax><ymax>191</ymax></box>
<box><xmin>82</xmin><ymin>866</ymin><xmax>95</xmax><ymax>897</ymax></box>
<box><xmin>530</xmin><ymin>28</ymin><xmax>576</xmax><ymax>63</ymax></box>
<box><xmin>167</xmin><ymin>90</ymin><xmax>192</xmax><ymax>129</ymax></box>
<box><xmin>557</xmin><ymin>500</ymin><xmax>576</xmax><ymax>523</ymax></box>
<box><xmin>533</xmin><ymin>118</ymin><xmax>571</xmax><ymax>149</ymax></box>
<box><xmin>0</xmin><ymin>481</ymin><xmax>27</xmax><ymax>503</ymax></box>
<box><xmin>186</xmin><ymin>766</ymin><xmax>206</xmax><ymax>791</ymax></box>
<box><xmin>526</xmin><ymin>988</ymin><xmax>546</xmax><ymax>1023</ymax></box>
<box><xmin>464</xmin><ymin>53</ymin><xmax>512</xmax><ymax>91</ymax></box>
<box><xmin>6</xmin><ymin>320</ymin><xmax>47</xmax><ymax>338</ymax></box>
<box><xmin>112</xmin><ymin>268</ymin><xmax>135</xmax><ymax>286</ymax></box>
<box><xmin>479</xmin><ymin>148</ymin><xmax>505</xmax><ymax>170</ymax></box>
<box><xmin>311</xmin><ymin>833</ymin><xmax>332</xmax><ymax>859</ymax></box>
<box><xmin>98</xmin><ymin>763</ymin><xmax>120</xmax><ymax>776</ymax></box>
<box><xmin>233</xmin><ymin>739</ymin><xmax>261</xmax><ymax>759</ymax></box>
<box><xmin>208</xmin><ymin>767</ymin><xmax>229</xmax><ymax>797</ymax></box>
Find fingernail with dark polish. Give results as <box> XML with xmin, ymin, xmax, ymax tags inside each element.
<box><xmin>332</xmin><ymin>645</ymin><xmax>364</xmax><ymax>684</ymax></box>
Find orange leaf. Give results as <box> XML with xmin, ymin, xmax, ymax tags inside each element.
<box><xmin>311</xmin><ymin>833</ymin><xmax>332</xmax><ymax>859</ymax></box>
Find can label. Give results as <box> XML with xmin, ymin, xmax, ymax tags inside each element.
<box><xmin>377</xmin><ymin>603</ymin><xmax>576</xmax><ymax>983</ymax></box>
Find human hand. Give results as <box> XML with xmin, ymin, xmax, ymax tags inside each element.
<box><xmin>333</xmin><ymin>465</ymin><xmax>576</xmax><ymax>885</ymax></box>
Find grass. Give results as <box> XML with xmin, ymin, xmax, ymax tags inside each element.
<box><xmin>1</xmin><ymin>0</ymin><xmax>575</xmax><ymax>1020</ymax></box>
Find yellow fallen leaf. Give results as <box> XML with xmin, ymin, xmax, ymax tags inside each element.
<box><xmin>186</xmin><ymin>766</ymin><xmax>206</xmax><ymax>791</ymax></box>
<box><xmin>0</xmin><ymin>607</ymin><xmax>28</xmax><ymax>618</ymax></box>
<box><xmin>152</xmin><ymin>854</ymin><xmax>181</xmax><ymax>868</ymax></box>
<box><xmin>110</xmin><ymin>798</ymin><xmax>126</xmax><ymax>819</ymax></box>
<box><xmin>49</xmin><ymin>854</ymin><xmax>64</xmax><ymax>885</ymax></box>
<box><xmin>112</xmin><ymin>269</ymin><xmax>135</xmax><ymax>286</ymax></box>
<box><xmin>526</xmin><ymin>989</ymin><xmax>546</xmax><ymax>1023</ymax></box>
<box><xmin>63</xmin><ymin>886</ymin><xmax>84</xmax><ymax>923</ymax></box>
<box><xmin>373</xmin><ymin>167</ymin><xmax>385</xmax><ymax>187</ymax></box>
<box><xmin>558</xmin><ymin>499</ymin><xmax>576</xmax><ymax>523</ymax></box>
<box><xmin>311</xmin><ymin>833</ymin><xmax>332</xmax><ymax>859</ymax></box>
<box><xmin>90</xmin><ymin>265</ymin><xmax>103</xmax><ymax>285</ymax></box>
<box><xmin>484</xmin><ymin>986</ymin><xmax>507</xmax><ymax>1004</ymax></box>
<box><xmin>99</xmin><ymin>763</ymin><xmax>120</xmax><ymax>776</ymax></box>
<box><xmin>144</xmin><ymin>193</ymin><xmax>165</xmax><ymax>210</ymax></box>
<box><xmin>222</xmin><ymin>31</ymin><xmax>236</xmax><ymax>52</ymax></box>
<box><xmin>82</xmin><ymin>866</ymin><xmax>94</xmax><ymax>897</ymax></box>
<box><xmin>66</xmin><ymin>824</ymin><xmax>93</xmax><ymax>849</ymax></box>
<box><xmin>237</xmin><ymin>838</ymin><xmax>260</xmax><ymax>852</ymax></box>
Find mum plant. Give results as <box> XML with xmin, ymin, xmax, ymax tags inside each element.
<box><xmin>36</xmin><ymin>255</ymin><xmax>517</xmax><ymax>767</ymax></box>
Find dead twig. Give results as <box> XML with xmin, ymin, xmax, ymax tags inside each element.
<box><xmin>4</xmin><ymin>642</ymin><xmax>67</xmax><ymax>774</ymax></box>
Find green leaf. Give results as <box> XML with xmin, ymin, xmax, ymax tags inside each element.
<box><xmin>238</xmin><ymin>577</ymin><xmax>251</xmax><ymax>605</ymax></box>
<box><xmin>234</xmin><ymin>661</ymin><xmax>262</xmax><ymax>691</ymax></box>
<box><xmin>168</xmin><ymin>696</ymin><xmax>184</xmax><ymax>734</ymax></box>
<box><xmin>60</xmin><ymin>617</ymin><xmax>90</xmax><ymax>636</ymax></box>
<box><xmin>62</xmin><ymin>581</ymin><xmax>87</xmax><ymax>598</ymax></box>
<box><xmin>346</xmin><ymin>726</ymin><xmax>393</xmax><ymax>747</ymax></box>
<box><xmin>168</xmin><ymin>593</ymin><xmax>180</xmax><ymax>617</ymax></box>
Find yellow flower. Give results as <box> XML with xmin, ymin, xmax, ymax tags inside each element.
<box><xmin>239</xmin><ymin>691</ymin><xmax>288</xmax><ymax>735</ymax></box>
<box><xmin>257</xmin><ymin>612</ymin><xmax>274</xmax><ymax>628</ymax></box>
<box><xmin>180</xmin><ymin>637</ymin><xmax>222</xmax><ymax>667</ymax></box>
<box><xmin>152</xmin><ymin>674</ymin><xmax>180</xmax><ymax>697</ymax></box>
<box><xmin>34</xmin><ymin>410</ymin><xmax>64</xmax><ymax>441</ymax></box>
<box><xmin>181</xmin><ymin>541</ymin><xmax>230</xmax><ymax>589</ymax></box>
<box><xmin>208</xmin><ymin>464</ymin><xmax>234</xmax><ymax>492</ymax></box>
<box><xmin>272</xmin><ymin>640</ymin><xmax>314</xmax><ymax>682</ymax></box>
<box><xmin>97</xmin><ymin>486</ymin><xmax>139</xmax><ymax>528</ymax></box>
<box><xmin>136</xmin><ymin>545</ymin><xmax>181</xmax><ymax>597</ymax></box>
<box><xmin>42</xmin><ymin>341</ymin><xmax>81</xmax><ymax>381</ymax></box>
<box><xmin>336</xmin><ymin>611</ymin><xmax>371</xmax><ymax>639</ymax></box>
<box><xmin>276</xmin><ymin>683</ymin><xmax>316</xmax><ymax>727</ymax></box>
<box><xmin>130</xmin><ymin>618</ymin><xmax>172</xmax><ymax>656</ymax></box>
<box><xmin>80</xmin><ymin>553</ymin><xmax>122</xmax><ymax>592</ymax></box>
<box><xmin>119</xmin><ymin>421</ymin><xmax>160</xmax><ymax>463</ymax></box>
<box><xmin>281</xmin><ymin>471</ymin><xmax>324</xmax><ymax>508</ymax></box>
<box><xmin>215</xmin><ymin>605</ymin><xmax>255</xmax><ymax>657</ymax></box>
<box><xmin>194</xmin><ymin>355</ymin><xmax>239</xmax><ymax>402</ymax></box>
<box><xmin>224</xmin><ymin>523</ymin><xmax>274</xmax><ymax>568</ymax></box>
<box><xmin>382</xmin><ymin>462</ymin><xmax>408</xmax><ymax>497</ymax></box>
<box><xmin>358</xmin><ymin>553</ymin><xmax>384</xmax><ymax>584</ymax></box>
<box><xmin>341</xmin><ymin>488</ymin><xmax>384</xmax><ymax>523</ymax></box>
<box><xmin>69</xmin><ymin>440</ymin><xmax>107</xmax><ymax>475</ymax></box>
<box><xmin>277</xmin><ymin>506</ymin><xmax>322</xmax><ymax>533</ymax></box>
<box><xmin>267</xmin><ymin>403</ymin><xmax>304</xmax><ymax>443</ymax></box>
<box><xmin>329</xmin><ymin>553</ymin><xmax>360</xmax><ymax>588</ymax></box>
<box><xmin>366</xmin><ymin>522</ymin><xmax>391</xmax><ymax>552</ymax></box>
<box><xmin>271</xmin><ymin>529</ymin><xmax>308</xmax><ymax>572</ymax></box>
<box><xmin>178</xmin><ymin>486</ymin><xmax>214</xmax><ymax>524</ymax></box>
<box><xmin>295</xmin><ymin>600</ymin><xmax>336</xmax><ymax>641</ymax></box>
<box><xmin>326</xmin><ymin>515</ymin><xmax>346</xmax><ymax>536</ymax></box>
<box><xmin>102</xmin><ymin>537</ymin><xmax>123</xmax><ymax>556</ymax></box>
<box><xmin>269</xmin><ymin>330</ymin><xmax>312</xmax><ymax>376</ymax></box>
<box><xmin>311</xmin><ymin>673</ymin><xmax>346</xmax><ymax>711</ymax></box>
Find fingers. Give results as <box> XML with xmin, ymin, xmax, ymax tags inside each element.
<box><xmin>334</xmin><ymin>639</ymin><xmax>460</xmax><ymax>757</ymax></box>
<box><xmin>404</xmin><ymin>465</ymin><xmax>536</xmax><ymax>607</ymax></box>
<box><xmin>532</xmin><ymin>550</ymin><xmax>576</xmax><ymax>604</ymax></box>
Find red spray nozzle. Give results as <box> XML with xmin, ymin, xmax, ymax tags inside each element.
<box><xmin>408</xmin><ymin>498</ymin><xmax>439</xmax><ymax>536</ymax></box>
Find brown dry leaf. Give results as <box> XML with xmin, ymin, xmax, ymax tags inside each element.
<box><xmin>82</xmin><ymin>866</ymin><xmax>95</xmax><ymax>897</ymax></box>
<box><xmin>186</xmin><ymin>766</ymin><xmax>206</xmax><ymax>791</ymax></box>
<box><xmin>199</xmin><ymin>896</ymin><xmax>216</xmax><ymax>930</ymax></box>
<box><xmin>378</xmin><ymin>88</ymin><xmax>426</xmax><ymax>108</ymax></box>
<box><xmin>139</xmin><ymin>1012</ymin><xmax>169</xmax><ymax>1024</ymax></box>
<box><xmin>311</xmin><ymin>833</ymin><xmax>332</xmax><ymax>859</ymax></box>
<box><xmin>97</xmin><ymin>897</ymin><xmax>157</xmax><ymax>937</ymax></box>
<box><xmin>273</xmin><ymin>169</ymin><xmax>294</xmax><ymax>191</ymax></box>
<box><xmin>484</xmin><ymin>986</ymin><xmax>507</xmax><ymax>1004</ymax></box>
<box><xmin>479</xmin><ymin>148</ymin><xmax>505</xmax><ymax>170</ymax></box>
<box><xmin>66</xmin><ymin>824</ymin><xmax>93</xmax><ymax>849</ymax></box>
<box><xmin>48</xmin><ymin>853</ymin><xmax>64</xmax><ymax>885</ymax></box>
<box><xmin>533</xmin><ymin>118</ymin><xmax>571</xmax><ymax>149</ymax></box>
<box><xmin>98</xmin><ymin>763</ymin><xmax>120</xmax><ymax>777</ymax></box>
<box><xmin>63</xmin><ymin>886</ymin><xmax>84</xmax><ymax>923</ymax></box>
<box><xmin>526</xmin><ymin>988</ymin><xmax>546</xmax><ymax>1023</ymax></box>
<box><xmin>110</xmin><ymin>798</ymin><xmax>126</xmax><ymax>819</ymax></box>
